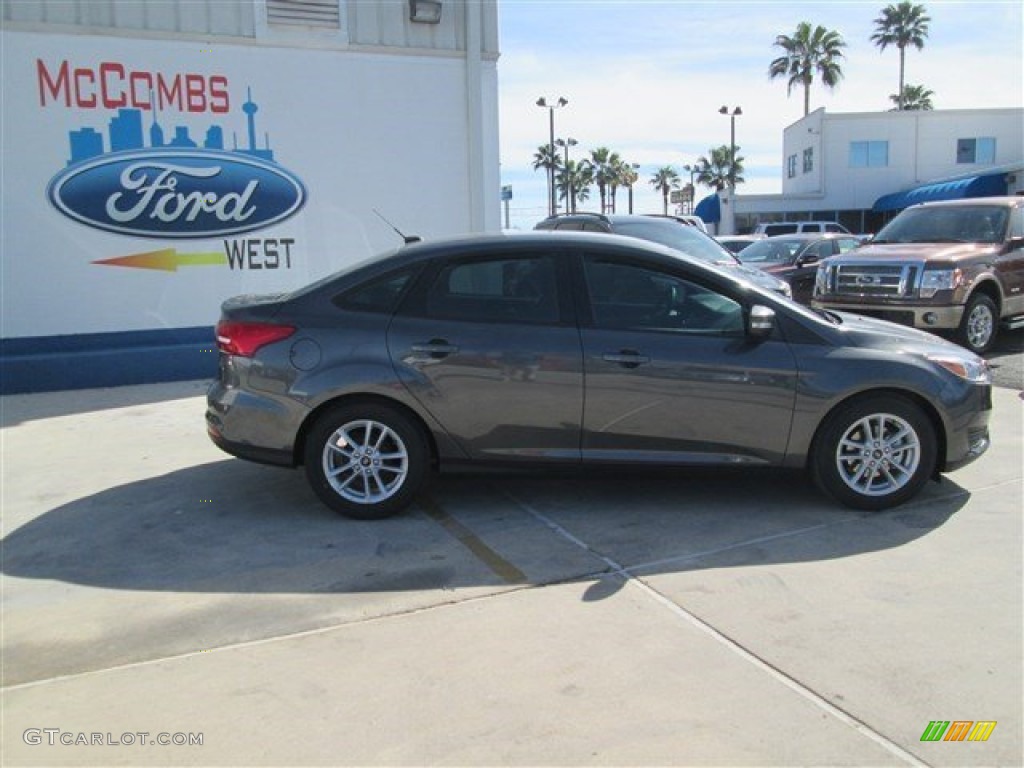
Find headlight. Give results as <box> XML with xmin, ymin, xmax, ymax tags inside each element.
<box><xmin>926</xmin><ymin>353</ymin><xmax>991</xmax><ymax>383</ymax></box>
<box><xmin>920</xmin><ymin>268</ymin><xmax>962</xmax><ymax>298</ymax></box>
<box><xmin>779</xmin><ymin>282</ymin><xmax>793</xmax><ymax>299</ymax></box>
<box><xmin>814</xmin><ymin>264</ymin><xmax>828</xmax><ymax>296</ymax></box>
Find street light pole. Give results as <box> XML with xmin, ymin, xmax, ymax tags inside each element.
<box><xmin>555</xmin><ymin>137</ymin><xmax>577</xmax><ymax>212</ymax></box>
<box><xmin>536</xmin><ymin>96</ymin><xmax>568</xmax><ymax>217</ymax></box>
<box><xmin>718</xmin><ymin>105</ymin><xmax>742</xmax><ymax>188</ymax></box>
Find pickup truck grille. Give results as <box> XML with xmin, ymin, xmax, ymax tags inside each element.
<box><xmin>831</xmin><ymin>264</ymin><xmax>919</xmax><ymax>298</ymax></box>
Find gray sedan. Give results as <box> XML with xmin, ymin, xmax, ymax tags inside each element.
<box><xmin>207</xmin><ymin>232</ymin><xmax>991</xmax><ymax>519</ymax></box>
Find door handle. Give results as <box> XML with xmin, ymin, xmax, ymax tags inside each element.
<box><xmin>411</xmin><ymin>339</ymin><xmax>459</xmax><ymax>359</ymax></box>
<box><xmin>602</xmin><ymin>350</ymin><xmax>650</xmax><ymax>369</ymax></box>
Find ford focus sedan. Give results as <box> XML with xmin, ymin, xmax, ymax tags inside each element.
<box><xmin>207</xmin><ymin>232</ymin><xmax>991</xmax><ymax>519</ymax></box>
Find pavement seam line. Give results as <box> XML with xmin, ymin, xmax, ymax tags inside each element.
<box><xmin>503</xmin><ymin>491</ymin><xmax>930</xmax><ymax>768</ymax></box>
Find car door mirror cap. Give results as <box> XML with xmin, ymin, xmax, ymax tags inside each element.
<box><xmin>748</xmin><ymin>305</ymin><xmax>775</xmax><ymax>337</ymax></box>
<box><xmin>796</xmin><ymin>254</ymin><xmax>820</xmax><ymax>267</ymax></box>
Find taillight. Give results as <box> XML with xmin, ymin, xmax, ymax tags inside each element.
<box><xmin>216</xmin><ymin>321</ymin><xmax>296</xmax><ymax>357</ymax></box>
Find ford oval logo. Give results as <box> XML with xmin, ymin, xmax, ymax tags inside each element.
<box><xmin>47</xmin><ymin>150</ymin><xmax>306</xmax><ymax>239</ymax></box>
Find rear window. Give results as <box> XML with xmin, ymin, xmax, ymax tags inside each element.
<box><xmin>763</xmin><ymin>224</ymin><xmax>799</xmax><ymax>236</ymax></box>
<box><xmin>333</xmin><ymin>267</ymin><xmax>418</xmax><ymax>313</ymax></box>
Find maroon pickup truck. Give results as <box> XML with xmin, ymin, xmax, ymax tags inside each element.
<box><xmin>813</xmin><ymin>197</ymin><xmax>1024</xmax><ymax>353</ymax></box>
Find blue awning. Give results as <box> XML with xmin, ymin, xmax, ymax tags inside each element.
<box><xmin>873</xmin><ymin>172</ymin><xmax>1007</xmax><ymax>212</ymax></box>
<box><xmin>694</xmin><ymin>193</ymin><xmax>721</xmax><ymax>223</ymax></box>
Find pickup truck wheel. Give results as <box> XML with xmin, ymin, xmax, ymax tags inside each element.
<box><xmin>957</xmin><ymin>294</ymin><xmax>997</xmax><ymax>354</ymax></box>
<box><xmin>811</xmin><ymin>395</ymin><xmax>936</xmax><ymax>511</ymax></box>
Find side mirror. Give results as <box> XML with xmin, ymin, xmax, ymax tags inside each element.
<box><xmin>748</xmin><ymin>305</ymin><xmax>775</xmax><ymax>338</ymax></box>
<box><xmin>796</xmin><ymin>253</ymin><xmax>820</xmax><ymax>268</ymax></box>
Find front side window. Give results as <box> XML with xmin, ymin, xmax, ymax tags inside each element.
<box><xmin>425</xmin><ymin>255</ymin><xmax>560</xmax><ymax>324</ymax></box>
<box><xmin>583</xmin><ymin>258</ymin><xmax>743</xmax><ymax>335</ymax></box>
<box><xmin>850</xmin><ymin>140</ymin><xmax>889</xmax><ymax>168</ymax></box>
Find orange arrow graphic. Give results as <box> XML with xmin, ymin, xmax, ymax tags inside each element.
<box><xmin>93</xmin><ymin>248</ymin><xmax>227</xmax><ymax>272</ymax></box>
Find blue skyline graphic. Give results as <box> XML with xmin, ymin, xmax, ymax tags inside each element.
<box><xmin>66</xmin><ymin>87</ymin><xmax>275</xmax><ymax>166</ymax></box>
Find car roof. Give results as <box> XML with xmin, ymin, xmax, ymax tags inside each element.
<box><xmin>761</xmin><ymin>233</ymin><xmax>856</xmax><ymax>241</ymax></box>
<box><xmin>913</xmin><ymin>196</ymin><xmax>1024</xmax><ymax>210</ymax></box>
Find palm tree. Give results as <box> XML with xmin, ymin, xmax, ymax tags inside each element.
<box><xmin>620</xmin><ymin>163</ymin><xmax>640</xmax><ymax>214</ymax></box>
<box><xmin>889</xmin><ymin>83</ymin><xmax>934</xmax><ymax>110</ymax></box>
<box><xmin>586</xmin><ymin>147</ymin><xmax>623</xmax><ymax>213</ymax></box>
<box><xmin>607</xmin><ymin>156</ymin><xmax>630</xmax><ymax>214</ymax></box>
<box><xmin>871</xmin><ymin>2</ymin><xmax>931</xmax><ymax>111</ymax></box>
<box><xmin>695</xmin><ymin>146</ymin><xmax>745</xmax><ymax>192</ymax></box>
<box><xmin>649</xmin><ymin>166</ymin><xmax>680</xmax><ymax>215</ymax></box>
<box><xmin>532</xmin><ymin>144</ymin><xmax>561</xmax><ymax>214</ymax></box>
<box><xmin>769</xmin><ymin>21</ymin><xmax>847</xmax><ymax>116</ymax></box>
<box><xmin>556</xmin><ymin>159</ymin><xmax>594</xmax><ymax>213</ymax></box>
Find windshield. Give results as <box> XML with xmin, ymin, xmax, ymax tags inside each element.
<box><xmin>874</xmin><ymin>205</ymin><xmax>1009</xmax><ymax>244</ymax></box>
<box><xmin>613</xmin><ymin>220</ymin><xmax>738</xmax><ymax>264</ymax></box>
<box><xmin>737</xmin><ymin>238</ymin><xmax>803</xmax><ymax>264</ymax></box>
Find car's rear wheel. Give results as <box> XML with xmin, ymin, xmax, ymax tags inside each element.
<box><xmin>304</xmin><ymin>403</ymin><xmax>429</xmax><ymax>519</ymax></box>
<box><xmin>811</xmin><ymin>395</ymin><xmax>936</xmax><ymax>511</ymax></box>
<box><xmin>957</xmin><ymin>293</ymin><xmax>997</xmax><ymax>354</ymax></box>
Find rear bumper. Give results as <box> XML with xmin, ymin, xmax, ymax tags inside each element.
<box><xmin>206</xmin><ymin>379</ymin><xmax>306</xmax><ymax>467</ymax></box>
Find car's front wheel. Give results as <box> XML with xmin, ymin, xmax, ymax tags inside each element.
<box><xmin>304</xmin><ymin>403</ymin><xmax>429</xmax><ymax>519</ymax></box>
<box><xmin>957</xmin><ymin>293</ymin><xmax>998</xmax><ymax>355</ymax></box>
<box><xmin>811</xmin><ymin>395</ymin><xmax>936</xmax><ymax>511</ymax></box>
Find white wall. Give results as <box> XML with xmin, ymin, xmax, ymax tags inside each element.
<box><xmin>1</xmin><ymin>25</ymin><xmax>500</xmax><ymax>339</ymax></box>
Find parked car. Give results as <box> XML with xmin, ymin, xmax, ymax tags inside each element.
<box><xmin>207</xmin><ymin>231</ymin><xmax>991</xmax><ymax>519</ymax></box>
<box><xmin>738</xmin><ymin>234</ymin><xmax>863</xmax><ymax>304</ymax></box>
<box><xmin>754</xmin><ymin>221</ymin><xmax>852</xmax><ymax>236</ymax></box>
<box><xmin>813</xmin><ymin>197</ymin><xmax>1024</xmax><ymax>354</ymax></box>
<box><xmin>717</xmin><ymin>234</ymin><xmax>766</xmax><ymax>255</ymax></box>
<box><xmin>535</xmin><ymin>213</ymin><xmax>792</xmax><ymax>297</ymax></box>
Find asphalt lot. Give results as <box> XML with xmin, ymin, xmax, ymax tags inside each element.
<box><xmin>1</xmin><ymin>338</ymin><xmax>1021</xmax><ymax>766</ymax></box>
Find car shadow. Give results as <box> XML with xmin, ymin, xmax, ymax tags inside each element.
<box><xmin>1</xmin><ymin>459</ymin><xmax>970</xmax><ymax>686</ymax></box>
<box><xmin>2</xmin><ymin>459</ymin><xmax>968</xmax><ymax>596</ymax></box>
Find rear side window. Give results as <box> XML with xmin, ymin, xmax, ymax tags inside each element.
<box><xmin>333</xmin><ymin>267</ymin><xmax>418</xmax><ymax>314</ymax></box>
<box><xmin>764</xmin><ymin>224</ymin><xmax>798</xmax><ymax>236</ymax></box>
<box><xmin>425</xmin><ymin>256</ymin><xmax>560</xmax><ymax>324</ymax></box>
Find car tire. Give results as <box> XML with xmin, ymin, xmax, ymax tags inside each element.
<box><xmin>811</xmin><ymin>395</ymin><xmax>936</xmax><ymax>511</ymax></box>
<box><xmin>956</xmin><ymin>293</ymin><xmax>998</xmax><ymax>355</ymax></box>
<box><xmin>304</xmin><ymin>402</ymin><xmax>429</xmax><ymax>520</ymax></box>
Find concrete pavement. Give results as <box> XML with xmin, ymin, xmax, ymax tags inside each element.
<box><xmin>1</xmin><ymin>381</ymin><xmax>1021</xmax><ymax>766</ymax></box>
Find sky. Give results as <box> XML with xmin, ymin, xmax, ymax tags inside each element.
<box><xmin>496</xmin><ymin>0</ymin><xmax>1024</xmax><ymax>230</ymax></box>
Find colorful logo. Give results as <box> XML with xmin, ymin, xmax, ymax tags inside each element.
<box><xmin>920</xmin><ymin>721</ymin><xmax>997</xmax><ymax>742</ymax></box>
<box><xmin>45</xmin><ymin>86</ymin><xmax>305</xmax><ymax>240</ymax></box>
<box><xmin>48</xmin><ymin>150</ymin><xmax>305</xmax><ymax>239</ymax></box>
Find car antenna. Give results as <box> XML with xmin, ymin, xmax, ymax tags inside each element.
<box><xmin>374</xmin><ymin>210</ymin><xmax>422</xmax><ymax>245</ymax></box>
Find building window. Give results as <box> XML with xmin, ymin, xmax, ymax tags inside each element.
<box><xmin>787</xmin><ymin>154</ymin><xmax>797</xmax><ymax>178</ymax></box>
<box><xmin>803</xmin><ymin>147</ymin><xmax>814</xmax><ymax>174</ymax></box>
<box><xmin>849</xmin><ymin>141</ymin><xmax>888</xmax><ymax>168</ymax></box>
<box><xmin>957</xmin><ymin>137</ymin><xmax>996</xmax><ymax>164</ymax></box>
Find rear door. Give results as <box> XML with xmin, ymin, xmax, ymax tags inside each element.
<box><xmin>575</xmin><ymin>252</ymin><xmax>799</xmax><ymax>466</ymax></box>
<box><xmin>388</xmin><ymin>250</ymin><xmax>584</xmax><ymax>462</ymax></box>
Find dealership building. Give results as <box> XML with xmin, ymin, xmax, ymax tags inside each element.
<box><xmin>728</xmin><ymin>106</ymin><xmax>1024</xmax><ymax>235</ymax></box>
<box><xmin>1</xmin><ymin>0</ymin><xmax>500</xmax><ymax>393</ymax></box>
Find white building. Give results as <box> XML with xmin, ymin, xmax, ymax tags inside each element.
<box><xmin>1</xmin><ymin>0</ymin><xmax>500</xmax><ymax>392</ymax></box>
<box><xmin>734</xmin><ymin>107</ymin><xmax>1024</xmax><ymax>234</ymax></box>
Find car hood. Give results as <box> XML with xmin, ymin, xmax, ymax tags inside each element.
<box><xmin>850</xmin><ymin>241</ymin><xmax>999</xmax><ymax>261</ymax></box>
<box><xmin>834</xmin><ymin>310</ymin><xmax>966</xmax><ymax>353</ymax></box>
